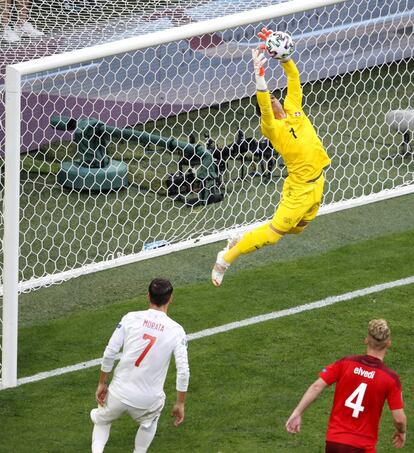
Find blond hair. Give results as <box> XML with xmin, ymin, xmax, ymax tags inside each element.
<box><xmin>367</xmin><ymin>319</ymin><xmax>391</xmax><ymax>349</ymax></box>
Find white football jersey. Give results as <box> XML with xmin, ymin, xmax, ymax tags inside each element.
<box><xmin>101</xmin><ymin>308</ymin><xmax>189</xmax><ymax>409</ymax></box>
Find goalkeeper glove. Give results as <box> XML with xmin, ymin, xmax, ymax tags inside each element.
<box><xmin>252</xmin><ymin>48</ymin><xmax>268</xmax><ymax>91</ymax></box>
<box><xmin>258</xmin><ymin>27</ymin><xmax>273</xmax><ymax>49</ymax></box>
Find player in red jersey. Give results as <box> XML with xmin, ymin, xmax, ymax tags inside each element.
<box><xmin>285</xmin><ymin>319</ymin><xmax>407</xmax><ymax>452</ymax></box>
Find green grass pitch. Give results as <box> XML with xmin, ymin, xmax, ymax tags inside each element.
<box><xmin>0</xmin><ymin>199</ymin><xmax>413</xmax><ymax>452</ymax></box>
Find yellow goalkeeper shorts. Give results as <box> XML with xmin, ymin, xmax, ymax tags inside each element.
<box><xmin>271</xmin><ymin>173</ymin><xmax>325</xmax><ymax>233</ymax></box>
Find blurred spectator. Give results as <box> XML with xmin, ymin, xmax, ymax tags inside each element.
<box><xmin>1</xmin><ymin>0</ymin><xmax>44</xmax><ymax>43</ymax></box>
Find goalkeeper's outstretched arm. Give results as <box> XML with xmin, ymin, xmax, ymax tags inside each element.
<box><xmin>252</xmin><ymin>48</ymin><xmax>278</xmax><ymax>136</ymax></box>
<box><xmin>252</xmin><ymin>48</ymin><xmax>286</xmax><ymax>138</ymax></box>
<box><xmin>257</xmin><ymin>27</ymin><xmax>302</xmax><ymax>112</ymax></box>
<box><xmin>282</xmin><ymin>59</ymin><xmax>303</xmax><ymax>113</ymax></box>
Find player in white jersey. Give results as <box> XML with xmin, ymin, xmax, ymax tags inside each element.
<box><xmin>90</xmin><ymin>278</ymin><xmax>190</xmax><ymax>453</ymax></box>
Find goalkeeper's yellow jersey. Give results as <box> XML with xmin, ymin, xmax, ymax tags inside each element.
<box><xmin>257</xmin><ymin>59</ymin><xmax>331</xmax><ymax>183</ymax></box>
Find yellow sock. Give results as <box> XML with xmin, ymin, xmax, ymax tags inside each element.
<box><xmin>224</xmin><ymin>223</ymin><xmax>284</xmax><ymax>264</ymax></box>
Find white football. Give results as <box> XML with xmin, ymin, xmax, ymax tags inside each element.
<box><xmin>265</xmin><ymin>31</ymin><xmax>294</xmax><ymax>60</ymax></box>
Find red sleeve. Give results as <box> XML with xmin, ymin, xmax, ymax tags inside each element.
<box><xmin>319</xmin><ymin>359</ymin><xmax>342</xmax><ymax>385</ymax></box>
<box><xmin>387</xmin><ymin>380</ymin><xmax>404</xmax><ymax>410</ymax></box>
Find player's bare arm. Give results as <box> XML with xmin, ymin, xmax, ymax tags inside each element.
<box><xmin>171</xmin><ymin>390</ymin><xmax>186</xmax><ymax>426</ymax></box>
<box><xmin>286</xmin><ymin>378</ymin><xmax>328</xmax><ymax>434</ymax></box>
<box><xmin>391</xmin><ymin>408</ymin><xmax>407</xmax><ymax>448</ymax></box>
<box><xmin>172</xmin><ymin>330</ymin><xmax>190</xmax><ymax>425</ymax></box>
<box><xmin>95</xmin><ymin>371</ymin><xmax>109</xmax><ymax>406</ymax></box>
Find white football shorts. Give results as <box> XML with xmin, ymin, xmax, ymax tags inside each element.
<box><xmin>90</xmin><ymin>391</ymin><xmax>165</xmax><ymax>428</ymax></box>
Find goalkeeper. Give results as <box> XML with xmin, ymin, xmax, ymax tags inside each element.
<box><xmin>212</xmin><ymin>28</ymin><xmax>331</xmax><ymax>286</ymax></box>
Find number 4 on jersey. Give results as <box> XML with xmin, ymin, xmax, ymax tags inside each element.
<box><xmin>135</xmin><ymin>333</ymin><xmax>156</xmax><ymax>367</ymax></box>
<box><xmin>345</xmin><ymin>382</ymin><xmax>367</xmax><ymax>418</ymax></box>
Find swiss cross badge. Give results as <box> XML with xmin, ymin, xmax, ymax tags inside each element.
<box><xmin>294</xmin><ymin>111</ymin><xmax>301</xmax><ymax>117</ymax></box>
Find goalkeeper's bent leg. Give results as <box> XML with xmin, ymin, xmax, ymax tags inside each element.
<box><xmin>224</xmin><ymin>223</ymin><xmax>284</xmax><ymax>264</ymax></box>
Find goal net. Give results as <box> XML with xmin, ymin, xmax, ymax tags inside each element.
<box><xmin>1</xmin><ymin>0</ymin><xmax>413</xmax><ymax>387</ymax></box>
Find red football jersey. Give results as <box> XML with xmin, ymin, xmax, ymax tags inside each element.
<box><xmin>319</xmin><ymin>355</ymin><xmax>403</xmax><ymax>450</ymax></box>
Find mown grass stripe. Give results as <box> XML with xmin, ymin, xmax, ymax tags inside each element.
<box><xmin>2</xmin><ymin>275</ymin><xmax>413</xmax><ymax>390</ymax></box>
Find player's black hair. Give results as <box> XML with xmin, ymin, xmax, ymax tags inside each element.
<box><xmin>148</xmin><ymin>278</ymin><xmax>173</xmax><ymax>306</ymax></box>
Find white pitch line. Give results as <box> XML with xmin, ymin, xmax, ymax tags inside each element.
<box><xmin>2</xmin><ymin>275</ymin><xmax>414</xmax><ymax>390</ymax></box>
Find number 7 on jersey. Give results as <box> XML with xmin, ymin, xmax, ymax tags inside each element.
<box><xmin>135</xmin><ymin>333</ymin><xmax>157</xmax><ymax>367</ymax></box>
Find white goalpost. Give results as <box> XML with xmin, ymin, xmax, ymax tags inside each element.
<box><xmin>1</xmin><ymin>0</ymin><xmax>413</xmax><ymax>387</ymax></box>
